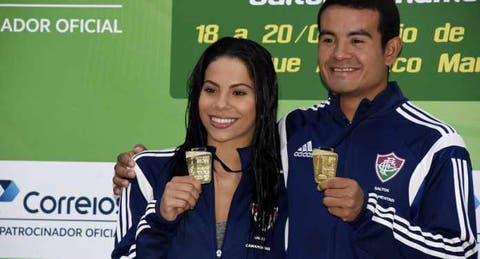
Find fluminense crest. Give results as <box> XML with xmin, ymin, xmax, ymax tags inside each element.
<box><xmin>375</xmin><ymin>153</ymin><xmax>405</xmax><ymax>183</ymax></box>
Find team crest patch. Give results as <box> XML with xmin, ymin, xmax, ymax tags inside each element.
<box><xmin>375</xmin><ymin>152</ymin><xmax>405</xmax><ymax>183</ymax></box>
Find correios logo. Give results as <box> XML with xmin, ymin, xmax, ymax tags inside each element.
<box><xmin>0</xmin><ymin>180</ymin><xmax>20</xmax><ymax>202</ymax></box>
<box><xmin>0</xmin><ymin>179</ymin><xmax>117</xmax><ymax>216</ymax></box>
<box><xmin>23</xmin><ymin>191</ymin><xmax>117</xmax><ymax>216</ymax></box>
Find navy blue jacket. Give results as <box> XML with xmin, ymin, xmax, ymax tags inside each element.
<box><xmin>278</xmin><ymin>82</ymin><xmax>477</xmax><ymax>258</ymax></box>
<box><xmin>112</xmin><ymin>147</ymin><xmax>287</xmax><ymax>259</ymax></box>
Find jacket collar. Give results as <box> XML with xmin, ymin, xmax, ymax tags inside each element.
<box><xmin>328</xmin><ymin>81</ymin><xmax>407</xmax><ymax>124</ymax></box>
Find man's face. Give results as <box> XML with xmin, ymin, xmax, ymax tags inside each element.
<box><xmin>318</xmin><ymin>6</ymin><xmax>396</xmax><ymax>100</ymax></box>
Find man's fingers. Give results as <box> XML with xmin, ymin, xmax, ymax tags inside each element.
<box><xmin>326</xmin><ymin>206</ymin><xmax>359</xmax><ymax>222</ymax></box>
<box><xmin>323</xmin><ymin>195</ymin><xmax>357</xmax><ymax>208</ymax></box>
<box><xmin>322</xmin><ymin>182</ymin><xmax>364</xmax><ymax>222</ymax></box>
<box><xmin>112</xmin><ymin>175</ymin><xmax>130</xmax><ymax>188</ymax></box>
<box><xmin>113</xmin><ymin>186</ymin><xmax>122</xmax><ymax>196</ymax></box>
<box><xmin>318</xmin><ymin>177</ymin><xmax>359</xmax><ymax>192</ymax></box>
<box><xmin>112</xmin><ymin>146</ymin><xmax>145</xmax><ymax>195</ymax></box>
<box><xmin>323</xmin><ymin>198</ymin><xmax>351</xmax><ymax>221</ymax></box>
<box><xmin>323</xmin><ymin>177</ymin><xmax>352</xmax><ymax>189</ymax></box>
<box><xmin>323</xmin><ymin>196</ymin><xmax>342</xmax><ymax>207</ymax></box>
<box><xmin>117</xmin><ymin>151</ymin><xmax>135</xmax><ymax>168</ymax></box>
<box><xmin>123</xmin><ymin>167</ymin><xmax>136</xmax><ymax>178</ymax></box>
<box><xmin>133</xmin><ymin>144</ymin><xmax>146</xmax><ymax>154</ymax></box>
<box><xmin>324</xmin><ymin>188</ymin><xmax>350</xmax><ymax>198</ymax></box>
<box><xmin>317</xmin><ymin>178</ymin><xmax>339</xmax><ymax>191</ymax></box>
<box><xmin>116</xmin><ymin>144</ymin><xmax>146</xmax><ymax>168</ymax></box>
<box><xmin>317</xmin><ymin>181</ymin><xmax>327</xmax><ymax>191</ymax></box>
<box><xmin>114</xmin><ymin>163</ymin><xmax>133</xmax><ymax>179</ymax></box>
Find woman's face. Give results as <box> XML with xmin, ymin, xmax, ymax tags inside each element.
<box><xmin>199</xmin><ymin>56</ymin><xmax>256</xmax><ymax>148</ymax></box>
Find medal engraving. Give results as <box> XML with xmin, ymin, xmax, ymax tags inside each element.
<box><xmin>186</xmin><ymin>148</ymin><xmax>212</xmax><ymax>184</ymax></box>
<box><xmin>312</xmin><ymin>148</ymin><xmax>338</xmax><ymax>183</ymax></box>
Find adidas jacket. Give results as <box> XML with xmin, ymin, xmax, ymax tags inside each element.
<box><xmin>278</xmin><ymin>81</ymin><xmax>477</xmax><ymax>258</ymax></box>
<box><xmin>112</xmin><ymin>147</ymin><xmax>287</xmax><ymax>259</ymax></box>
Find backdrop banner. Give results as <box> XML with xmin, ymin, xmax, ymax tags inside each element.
<box><xmin>0</xmin><ymin>0</ymin><xmax>478</xmax><ymax>258</ymax></box>
<box><xmin>170</xmin><ymin>1</ymin><xmax>480</xmax><ymax>101</ymax></box>
<box><xmin>0</xmin><ymin>161</ymin><xmax>117</xmax><ymax>259</ymax></box>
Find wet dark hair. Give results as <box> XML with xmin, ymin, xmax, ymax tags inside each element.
<box><xmin>172</xmin><ymin>37</ymin><xmax>280</xmax><ymax>235</ymax></box>
<box><xmin>317</xmin><ymin>0</ymin><xmax>400</xmax><ymax>48</ymax></box>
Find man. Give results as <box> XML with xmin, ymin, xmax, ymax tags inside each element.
<box><xmin>113</xmin><ymin>0</ymin><xmax>477</xmax><ymax>258</ymax></box>
<box><xmin>277</xmin><ymin>0</ymin><xmax>477</xmax><ymax>258</ymax></box>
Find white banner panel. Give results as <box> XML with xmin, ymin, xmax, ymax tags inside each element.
<box><xmin>0</xmin><ymin>161</ymin><xmax>117</xmax><ymax>259</ymax></box>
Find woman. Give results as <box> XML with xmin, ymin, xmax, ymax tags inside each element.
<box><xmin>112</xmin><ymin>37</ymin><xmax>286</xmax><ymax>258</ymax></box>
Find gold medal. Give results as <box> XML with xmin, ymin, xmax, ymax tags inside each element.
<box><xmin>312</xmin><ymin>148</ymin><xmax>338</xmax><ymax>183</ymax></box>
<box><xmin>186</xmin><ymin>148</ymin><xmax>212</xmax><ymax>184</ymax></box>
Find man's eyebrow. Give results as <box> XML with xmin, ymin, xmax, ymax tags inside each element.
<box><xmin>349</xmin><ymin>29</ymin><xmax>372</xmax><ymax>38</ymax></box>
<box><xmin>319</xmin><ymin>29</ymin><xmax>373</xmax><ymax>39</ymax></box>
<box><xmin>319</xmin><ymin>29</ymin><xmax>334</xmax><ymax>36</ymax></box>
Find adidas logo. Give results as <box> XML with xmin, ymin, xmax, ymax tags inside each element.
<box><xmin>294</xmin><ymin>141</ymin><xmax>313</xmax><ymax>158</ymax></box>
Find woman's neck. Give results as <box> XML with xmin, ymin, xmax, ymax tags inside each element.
<box><xmin>211</xmin><ymin>143</ymin><xmax>243</xmax><ymax>172</ymax></box>
<box><xmin>212</xmin><ymin>144</ymin><xmax>243</xmax><ymax>223</ymax></box>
